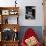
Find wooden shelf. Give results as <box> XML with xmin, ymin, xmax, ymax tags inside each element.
<box><xmin>0</xmin><ymin>24</ymin><xmax>20</xmax><ymax>32</ymax></box>
<box><xmin>0</xmin><ymin>7</ymin><xmax>19</xmax><ymax>10</ymax></box>
<box><xmin>0</xmin><ymin>7</ymin><xmax>20</xmax><ymax>46</ymax></box>
<box><xmin>2</xmin><ymin>40</ymin><xmax>19</xmax><ymax>42</ymax></box>
<box><xmin>0</xmin><ymin>40</ymin><xmax>19</xmax><ymax>46</ymax></box>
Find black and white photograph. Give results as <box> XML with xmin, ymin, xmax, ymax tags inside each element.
<box><xmin>25</xmin><ymin>6</ymin><xmax>35</xmax><ymax>19</ymax></box>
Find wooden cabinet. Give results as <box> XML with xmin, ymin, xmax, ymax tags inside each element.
<box><xmin>0</xmin><ymin>7</ymin><xmax>20</xmax><ymax>46</ymax></box>
<box><xmin>0</xmin><ymin>41</ymin><xmax>19</xmax><ymax>46</ymax></box>
<box><xmin>2</xmin><ymin>41</ymin><xmax>19</xmax><ymax>46</ymax></box>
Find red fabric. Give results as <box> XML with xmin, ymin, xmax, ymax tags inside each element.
<box><xmin>21</xmin><ymin>28</ymin><xmax>41</xmax><ymax>46</ymax></box>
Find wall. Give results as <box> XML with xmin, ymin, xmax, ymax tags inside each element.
<box><xmin>0</xmin><ymin>0</ymin><xmax>44</xmax><ymax>26</ymax></box>
<box><xmin>17</xmin><ymin>0</ymin><xmax>43</xmax><ymax>26</ymax></box>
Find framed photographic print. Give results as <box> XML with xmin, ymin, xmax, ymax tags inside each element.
<box><xmin>2</xmin><ymin>10</ymin><xmax>9</xmax><ymax>15</ymax></box>
<box><xmin>9</xmin><ymin>10</ymin><xmax>18</xmax><ymax>15</ymax></box>
<box><xmin>25</xmin><ymin>6</ymin><xmax>35</xmax><ymax>19</ymax></box>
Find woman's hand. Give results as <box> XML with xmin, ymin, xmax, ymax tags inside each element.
<box><xmin>25</xmin><ymin>36</ymin><xmax>38</xmax><ymax>46</ymax></box>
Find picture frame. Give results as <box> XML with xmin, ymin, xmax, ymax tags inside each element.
<box><xmin>25</xmin><ymin>6</ymin><xmax>35</xmax><ymax>19</ymax></box>
<box><xmin>2</xmin><ymin>10</ymin><xmax>9</xmax><ymax>15</ymax></box>
<box><xmin>9</xmin><ymin>10</ymin><xmax>18</xmax><ymax>15</ymax></box>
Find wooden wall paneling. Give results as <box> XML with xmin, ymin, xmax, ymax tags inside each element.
<box><xmin>43</xmin><ymin>0</ymin><xmax>46</xmax><ymax>46</ymax></box>
<box><xmin>43</xmin><ymin>0</ymin><xmax>46</xmax><ymax>26</ymax></box>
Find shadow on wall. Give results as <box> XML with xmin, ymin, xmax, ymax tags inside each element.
<box><xmin>18</xmin><ymin>26</ymin><xmax>44</xmax><ymax>44</ymax></box>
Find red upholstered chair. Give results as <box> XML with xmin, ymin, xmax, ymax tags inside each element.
<box><xmin>21</xmin><ymin>28</ymin><xmax>41</xmax><ymax>46</ymax></box>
